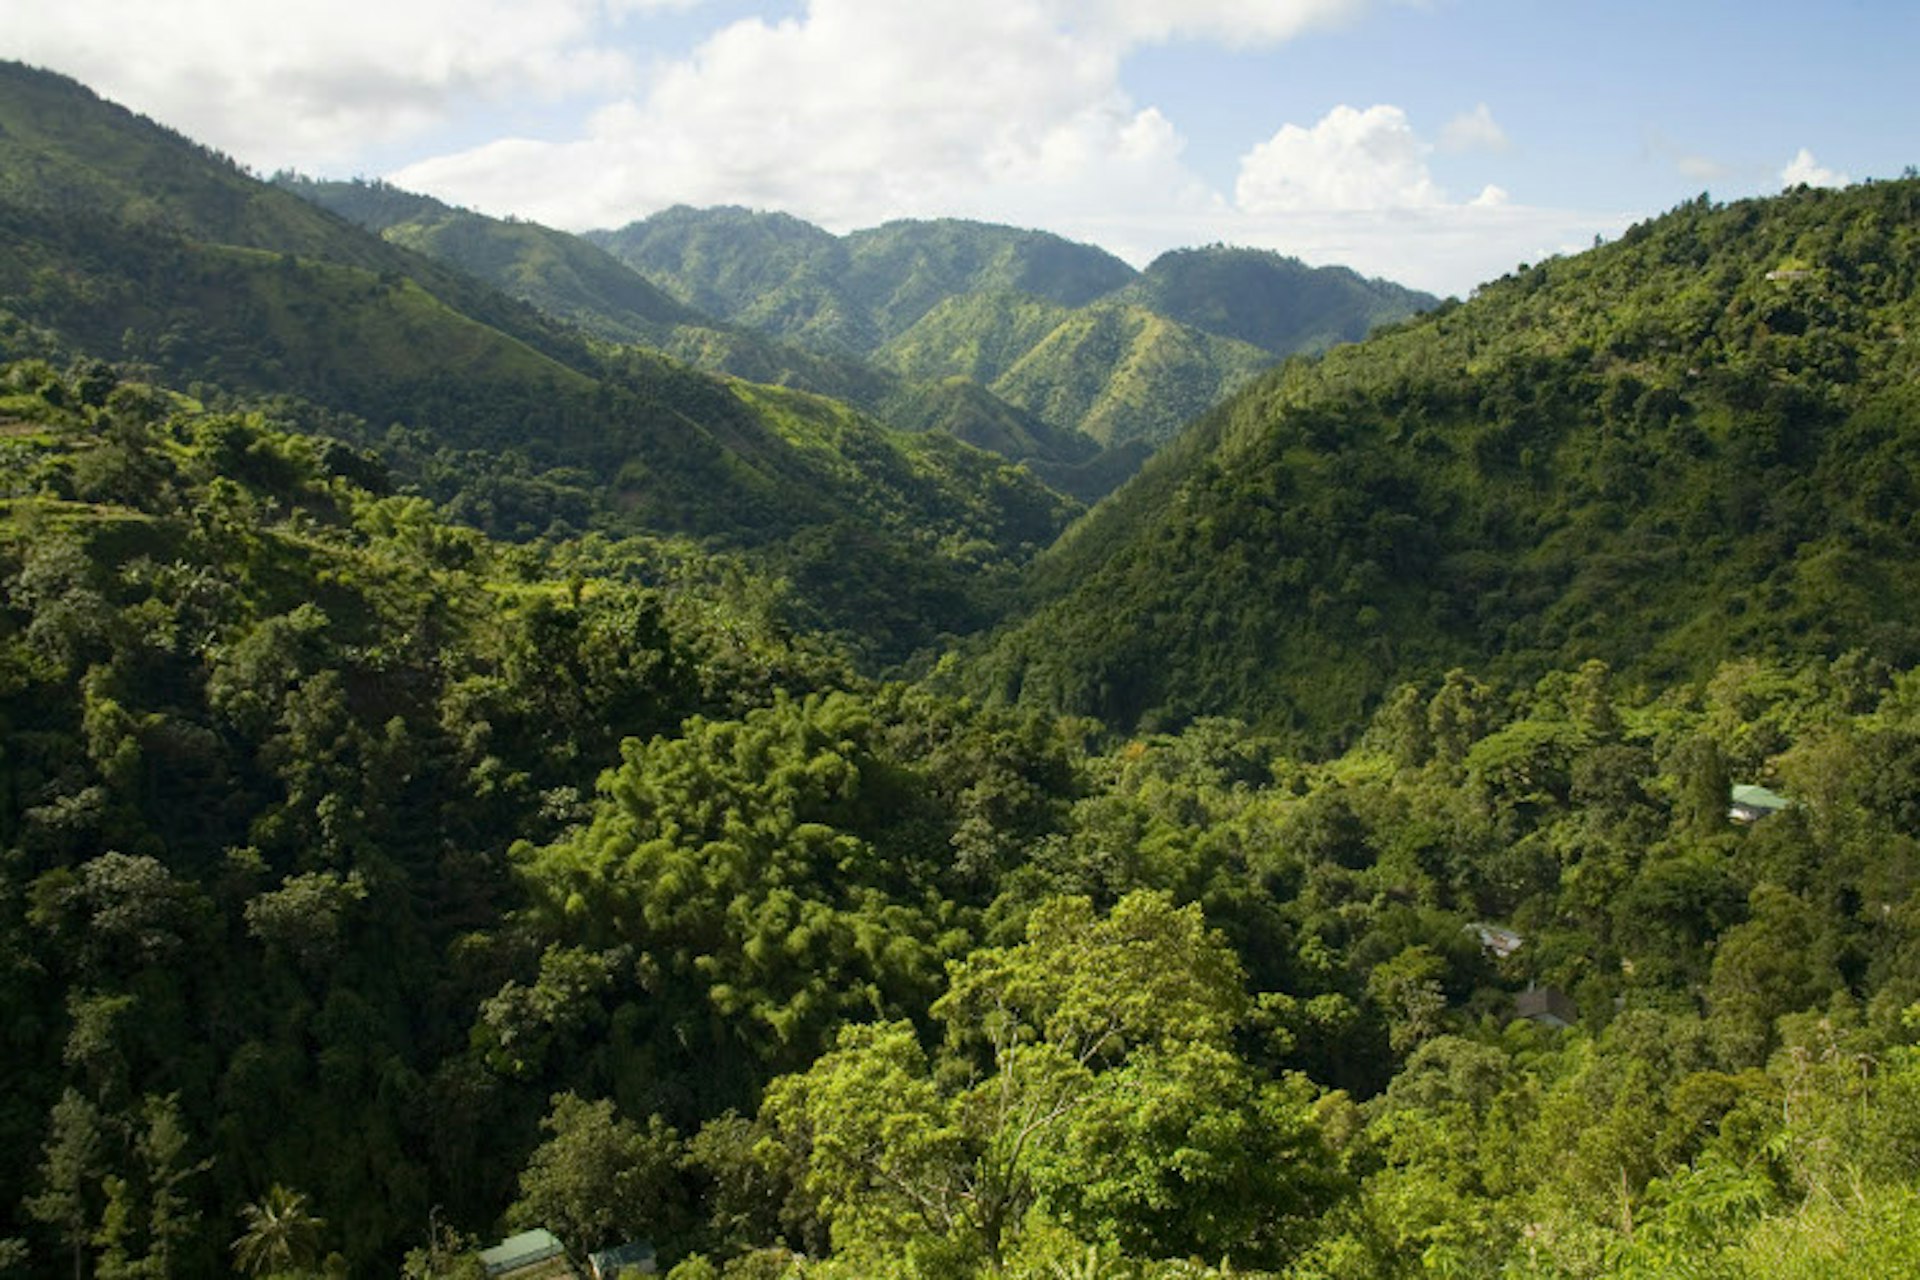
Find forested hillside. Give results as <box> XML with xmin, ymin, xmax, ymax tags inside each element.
<box><xmin>283</xmin><ymin>180</ymin><xmax>1431</xmax><ymax>487</ymax></box>
<box><xmin>3</xmin><ymin>358</ymin><xmax>1920</xmax><ymax>1280</ymax></box>
<box><xmin>973</xmin><ymin>179</ymin><xmax>1920</xmax><ymax>744</ymax></box>
<box><xmin>0</xmin><ymin>62</ymin><xmax>1075</xmax><ymax>664</ymax></box>
<box><xmin>592</xmin><ymin>207</ymin><xmax>1433</xmax><ymax>453</ymax></box>
<box><xmin>589</xmin><ymin>209</ymin><xmax>1138</xmax><ymax>354</ymax></box>
<box><xmin>1118</xmin><ymin>246</ymin><xmax>1435</xmax><ymax>356</ymax></box>
<box><xmin>8</xmin><ymin>359</ymin><xmax>1920</xmax><ymax>1280</ymax></box>
<box><xmin>278</xmin><ymin>179</ymin><xmax>1126</xmax><ymax>495</ymax></box>
<box><xmin>277</xmin><ymin>178</ymin><xmax>900</xmax><ymax>414</ymax></box>
<box><xmin>877</xmin><ymin>293</ymin><xmax>1273</xmax><ymax>449</ymax></box>
<box><xmin>5</xmin><ymin>60</ymin><xmax>1920</xmax><ymax>1280</ymax></box>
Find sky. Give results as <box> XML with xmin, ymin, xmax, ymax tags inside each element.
<box><xmin>6</xmin><ymin>0</ymin><xmax>1915</xmax><ymax>296</ymax></box>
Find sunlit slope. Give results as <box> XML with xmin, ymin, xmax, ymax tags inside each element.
<box><xmin>972</xmin><ymin>181</ymin><xmax>1920</xmax><ymax>741</ymax></box>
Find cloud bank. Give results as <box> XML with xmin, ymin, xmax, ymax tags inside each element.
<box><xmin>10</xmin><ymin>0</ymin><xmax>1627</xmax><ymax>294</ymax></box>
<box><xmin>385</xmin><ymin>2</ymin><xmax>1615</xmax><ymax>293</ymax></box>
<box><xmin>6</xmin><ymin>0</ymin><xmax>689</xmax><ymax>170</ymax></box>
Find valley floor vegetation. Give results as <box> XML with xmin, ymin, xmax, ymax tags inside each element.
<box><xmin>3</xmin><ymin>361</ymin><xmax>1920</xmax><ymax>1278</ymax></box>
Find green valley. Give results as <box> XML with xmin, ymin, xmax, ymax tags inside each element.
<box><xmin>4</xmin><ymin>58</ymin><xmax>1920</xmax><ymax>1280</ymax></box>
<box><xmin>0</xmin><ymin>63</ymin><xmax>1074</xmax><ymax>666</ymax></box>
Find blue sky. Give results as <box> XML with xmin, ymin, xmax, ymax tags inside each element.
<box><xmin>9</xmin><ymin>0</ymin><xmax>1914</xmax><ymax>294</ymax></box>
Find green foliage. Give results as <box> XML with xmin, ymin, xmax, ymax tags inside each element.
<box><xmin>761</xmin><ymin>893</ymin><xmax>1342</xmax><ymax>1271</ymax></box>
<box><xmin>1117</xmin><ymin>245</ymin><xmax>1433</xmax><ymax>357</ymax></box>
<box><xmin>501</xmin><ymin>687</ymin><xmax>1078</xmax><ymax>1102</ymax></box>
<box><xmin>11</xmin><ymin>60</ymin><xmax>1920</xmax><ymax>1280</ymax></box>
<box><xmin>0</xmin><ymin>364</ymin><xmax>867</xmax><ymax>1270</ymax></box>
<box><xmin>508</xmin><ymin>1093</ymin><xmax>685</xmax><ymax>1257</ymax></box>
<box><xmin>974</xmin><ymin>177</ymin><xmax>1920</xmax><ymax>744</ymax></box>
<box><xmin>0</xmin><ymin>64</ymin><xmax>1083</xmax><ymax>665</ymax></box>
<box><xmin>230</xmin><ymin>1185</ymin><xmax>324</xmax><ymax>1278</ymax></box>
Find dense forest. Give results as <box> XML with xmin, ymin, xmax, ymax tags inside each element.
<box><xmin>4</xmin><ymin>60</ymin><xmax>1920</xmax><ymax>1280</ymax></box>
<box><xmin>974</xmin><ymin>179</ymin><xmax>1920</xmax><ymax>746</ymax></box>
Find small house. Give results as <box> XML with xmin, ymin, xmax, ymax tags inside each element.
<box><xmin>1728</xmin><ymin>784</ymin><xmax>1789</xmax><ymax>823</ymax></box>
<box><xmin>1513</xmin><ymin>986</ymin><xmax>1578</xmax><ymax>1029</ymax></box>
<box><xmin>588</xmin><ymin>1241</ymin><xmax>658</xmax><ymax>1278</ymax></box>
<box><xmin>480</xmin><ymin>1229</ymin><xmax>576</xmax><ymax>1279</ymax></box>
<box><xmin>1467</xmin><ymin>922</ymin><xmax>1524</xmax><ymax>960</ymax></box>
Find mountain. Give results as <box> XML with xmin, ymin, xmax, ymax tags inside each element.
<box><xmin>279</xmin><ymin>180</ymin><xmax>1151</xmax><ymax>492</ymax></box>
<box><xmin>1118</xmin><ymin>245</ymin><xmax>1438</xmax><ymax>356</ymax></box>
<box><xmin>276</xmin><ymin>176</ymin><xmax>701</xmax><ymax>333</ymax></box>
<box><xmin>282</xmin><ymin>184</ymin><xmax>1433</xmax><ymax>482</ymax></box>
<box><xmin>967</xmin><ymin>179</ymin><xmax>1920</xmax><ymax>742</ymax></box>
<box><xmin>591</xmin><ymin>205</ymin><xmax>862</xmax><ymax>348</ymax></box>
<box><xmin>588</xmin><ymin>208</ymin><xmax>1137</xmax><ymax>355</ymax></box>
<box><xmin>593</xmin><ymin>205</ymin><xmax>1434</xmax><ymax>454</ymax></box>
<box><xmin>0</xmin><ymin>61</ymin><xmax>1076</xmax><ymax>662</ymax></box>
<box><xmin>278</xmin><ymin>177</ymin><xmax>898</xmax><ymax>411</ymax></box>
<box><xmin>838</xmin><ymin>217</ymin><xmax>1139</xmax><ymax>336</ymax></box>
<box><xmin>876</xmin><ymin>292</ymin><xmax>1266</xmax><ymax>450</ymax></box>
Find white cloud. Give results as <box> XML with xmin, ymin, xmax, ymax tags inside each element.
<box><xmin>1062</xmin><ymin>0</ymin><xmax>1369</xmax><ymax>47</ymax></box>
<box><xmin>392</xmin><ymin>0</ymin><xmax>1241</xmax><ymax>232</ymax></box>
<box><xmin>10</xmin><ymin>0</ymin><xmax>1624</xmax><ymax>295</ymax></box>
<box><xmin>1439</xmin><ymin>103</ymin><xmax>1509</xmax><ymax>153</ymax></box>
<box><xmin>6</xmin><ymin>0</ymin><xmax>661</xmax><ymax>170</ymax></box>
<box><xmin>1235</xmin><ymin>104</ymin><xmax>1444</xmax><ymax>213</ymax></box>
<box><xmin>1230</xmin><ymin>204</ymin><xmax>1630</xmax><ymax>296</ymax></box>
<box><xmin>1780</xmin><ymin>147</ymin><xmax>1848</xmax><ymax>189</ymax></box>
<box><xmin>1209</xmin><ymin>105</ymin><xmax>1620</xmax><ymax>294</ymax></box>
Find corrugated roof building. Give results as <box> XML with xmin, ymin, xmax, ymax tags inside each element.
<box><xmin>479</xmin><ymin>1229</ymin><xmax>575</xmax><ymax>1278</ymax></box>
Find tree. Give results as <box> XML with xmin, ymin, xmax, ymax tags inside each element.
<box><xmin>1706</xmin><ymin>885</ymin><xmax>1834</xmax><ymax>1068</ymax></box>
<box><xmin>399</xmin><ymin>1211</ymin><xmax>487</xmax><ymax>1280</ymax></box>
<box><xmin>508</xmin><ymin>1094</ymin><xmax>685</xmax><ymax>1258</ymax></box>
<box><xmin>133</xmin><ymin>1094</ymin><xmax>207</xmax><ymax>1279</ymax></box>
<box><xmin>244</xmin><ymin>871</ymin><xmax>367</xmax><ymax>976</ymax></box>
<box><xmin>25</xmin><ymin>1089</ymin><xmax>107</xmax><ymax>1280</ymax></box>
<box><xmin>762</xmin><ymin>892</ymin><xmax>1339</xmax><ymax>1270</ymax></box>
<box><xmin>1366</xmin><ymin>945</ymin><xmax>1451</xmax><ymax>1056</ymax></box>
<box><xmin>231</xmin><ymin>1185</ymin><xmax>324</xmax><ymax>1278</ymax></box>
<box><xmin>91</xmin><ymin>1095</ymin><xmax>208</xmax><ymax>1280</ymax></box>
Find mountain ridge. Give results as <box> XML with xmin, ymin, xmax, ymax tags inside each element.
<box><xmin>590</xmin><ymin>204</ymin><xmax>1436</xmax><ymax>452</ymax></box>
<box><xmin>0</xmin><ymin>60</ymin><xmax>1077</xmax><ymax>662</ymax></box>
<box><xmin>963</xmin><ymin>179</ymin><xmax>1920</xmax><ymax>742</ymax></box>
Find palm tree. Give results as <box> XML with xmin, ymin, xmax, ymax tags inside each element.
<box><xmin>231</xmin><ymin>1184</ymin><xmax>324</xmax><ymax>1276</ymax></box>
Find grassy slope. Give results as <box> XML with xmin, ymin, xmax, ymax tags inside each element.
<box><xmin>988</xmin><ymin>302</ymin><xmax>1274</xmax><ymax>449</ymax></box>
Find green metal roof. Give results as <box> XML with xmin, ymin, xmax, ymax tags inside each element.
<box><xmin>480</xmin><ymin>1229</ymin><xmax>566</xmax><ymax>1275</ymax></box>
<box><xmin>1730</xmin><ymin>784</ymin><xmax>1790</xmax><ymax>811</ymax></box>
